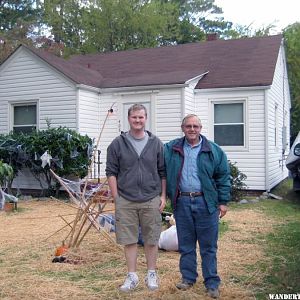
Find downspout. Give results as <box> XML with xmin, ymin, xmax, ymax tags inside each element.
<box><xmin>264</xmin><ymin>89</ymin><xmax>270</xmax><ymax>192</ymax></box>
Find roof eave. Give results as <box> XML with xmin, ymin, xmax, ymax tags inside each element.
<box><xmin>100</xmin><ymin>83</ymin><xmax>189</xmax><ymax>94</ymax></box>
<box><xmin>194</xmin><ymin>84</ymin><xmax>272</xmax><ymax>93</ymax></box>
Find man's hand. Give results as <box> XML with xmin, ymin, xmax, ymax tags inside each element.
<box><xmin>159</xmin><ymin>196</ymin><xmax>166</xmax><ymax>213</ymax></box>
<box><xmin>219</xmin><ymin>204</ymin><xmax>228</xmax><ymax>218</ymax></box>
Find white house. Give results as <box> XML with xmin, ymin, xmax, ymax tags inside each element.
<box><xmin>0</xmin><ymin>34</ymin><xmax>291</xmax><ymax>192</ymax></box>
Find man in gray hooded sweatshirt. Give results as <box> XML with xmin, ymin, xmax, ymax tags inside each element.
<box><xmin>106</xmin><ymin>103</ymin><xmax>166</xmax><ymax>292</ymax></box>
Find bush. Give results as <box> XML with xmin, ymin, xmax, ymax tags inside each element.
<box><xmin>0</xmin><ymin>160</ymin><xmax>14</xmax><ymax>188</ymax></box>
<box><xmin>0</xmin><ymin>128</ymin><xmax>93</xmax><ymax>196</ymax></box>
<box><xmin>229</xmin><ymin>160</ymin><xmax>247</xmax><ymax>201</ymax></box>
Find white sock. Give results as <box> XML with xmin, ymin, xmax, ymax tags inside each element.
<box><xmin>148</xmin><ymin>269</ymin><xmax>156</xmax><ymax>274</ymax></box>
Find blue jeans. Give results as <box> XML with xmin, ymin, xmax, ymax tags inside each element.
<box><xmin>174</xmin><ymin>195</ymin><xmax>220</xmax><ymax>289</ymax></box>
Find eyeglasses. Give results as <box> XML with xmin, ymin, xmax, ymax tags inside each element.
<box><xmin>184</xmin><ymin>125</ymin><xmax>201</xmax><ymax>129</ymax></box>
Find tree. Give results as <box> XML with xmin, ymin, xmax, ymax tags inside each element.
<box><xmin>46</xmin><ymin>0</ymin><xmax>179</xmax><ymax>54</ymax></box>
<box><xmin>283</xmin><ymin>23</ymin><xmax>300</xmax><ymax>142</ymax></box>
<box><xmin>0</xmin><ymin>0</ymin><xmax>41</xmax><ymax>31</ymax></box>
<box><xmin>41</xmin><ymin>0</ymin><xmax>234</xmax><ymax>53</ymax></box>
<box><xmin>164</xmin><ymin>0</ymin><xmax>223</xmax><ymax>44</ymax></box>
<box><xmin>0</xmin><ymin>0</ymin><xmax>42</xmax><ymax>63</ymax></box>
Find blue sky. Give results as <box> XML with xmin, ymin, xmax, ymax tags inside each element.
<box><xmin>214</xmin><ymin>0</ymin><xmax>300</xmax><ymax>33</ymax></box>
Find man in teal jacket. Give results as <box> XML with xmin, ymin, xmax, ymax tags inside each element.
<box><xmin>164</xmin><ymin>114</ymin><xmax>231</xmax><ymax>299</ymax></box>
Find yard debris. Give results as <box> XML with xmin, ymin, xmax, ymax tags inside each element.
<box><xmin>48</xmin><ymin>103</ymin><xmax>122</xmax><ymax>260</ymax></box>
<box><xmin>50</xmin><ymin>169</ymin><xmax>120</xmax><ymax>251</ymax></box>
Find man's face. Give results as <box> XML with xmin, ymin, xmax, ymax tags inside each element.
<box><xmin>128</xmin><ymin>109</ymin><xmax>147</xmax><ymax>131</ymax></box>
<box><xmin>181</xmin><ymin>116</ymin><xmax>202</xmax><ymax>143</ymax></box>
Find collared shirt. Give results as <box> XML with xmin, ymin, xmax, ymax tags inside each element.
<box><xmin>179</xmin><ymin>137</ymin><xmax>202</xmax><ymax>192</ymax></box>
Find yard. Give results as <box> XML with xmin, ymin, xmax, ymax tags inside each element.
<box><xmin>0</xmin><ymin>186</ymin><xmax>299</xmax><ymax>300</ymax></box>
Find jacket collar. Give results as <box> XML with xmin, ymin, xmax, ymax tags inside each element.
<box><xmin>172</xmin><ymin>134</ymin><xmax>211</xmax><ymax>153</ymax></box>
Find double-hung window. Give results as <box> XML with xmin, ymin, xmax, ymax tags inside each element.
<box><xmin>12</xmin><ymin>103</ymin><xmax>37</xmax><ymax>133</ymax></box>
<box><xmin>213</xmin><ymin>102</ymin><xmax>245</xmax><ymax>147</ymax></box>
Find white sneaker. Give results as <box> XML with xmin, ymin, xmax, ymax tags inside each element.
<box><xmin>119</xmin><ymin>273</ymin><xmax>139</xmax><ymax>292</ymax></box>
<box><xmin>145</xmin><ymin>271</ymin><xmax>159</xmax><ymax>291</ymax></box>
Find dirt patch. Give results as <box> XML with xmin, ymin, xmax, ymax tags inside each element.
<box><xmin>0</xmin><ymin>200</ymin><xmax>276</xmax><ymax>299</ymax></box>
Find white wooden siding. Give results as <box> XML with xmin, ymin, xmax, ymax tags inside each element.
<box><xmin>0</xmin><ymin>47</ymin><xmax>77</xmax><ymax>189</ymax></box>
<box><xmin>266</xmin><ymin>45</ymin><xmax>290</xmax><ymax>189</ymax></box>
<box><xmin>97</xmin><ymin>92</ymin><xmax>121</xmax><ymax>177</ymax></box>
<box><xmin>184</xmin><ymin>86</ymin><xmax>195</xmax><ymax>115</ymax></box>
<box><xmin>156</xmin><ymin>88</ymin><xmax>183</xmax><ymax>142</ymax></box>
<box><xmin>78</xmin><ymin>88</ymin><xmax>100</xmax><ymax>138</ymax></box>
<box><xmin>97</xmin><ymin>88</ymin><xmax>183</xmax><ymax>176</ymax></box>
<box><xmin>0</xmin><ymin>47</ymin><xmax>77</xmax><ymax>132</ymax></box>
<box><xmin>195</xmin><ymin>89</ymin><xmax>267</xmax><ymax>190</ymax></box>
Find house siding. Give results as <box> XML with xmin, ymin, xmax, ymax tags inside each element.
<box><xmin>266</xmin><ymin>45</ymin><xmax>290</xmax><ymax>190</ymax></box>
<box><xmin>0</xmin><ymin>48</ymin><xmax>77</xmax><ymax>132</ymax></box>
<box><xmin>97</xmin><ymin>92</ymin><xmax>121</xmax><ymax>177</ymax></box>
<box><xmin>184</xmin><ymin>86</ymin><xmax>195</xmax><ymax>116</ymax></box>
<box><xmin>78</xmin><ymin>88</ymin><xmax>101</xmax><ymax>138</ymax></box>
<box><xmin>156</xmin><ymin>88</ymin><xmax>183</xmax><ymax>142</ymax></box>
<box><xmin>195</xmin><ymin>89</ymin><xmax>267</xmax><ymax>190</ymax></box>
<box><xmin>0</xmin><ymin>47</ymin><xmax>77</xmax><ymax>189</ymax></box>
<box><xmin>97</xmin><ymin>88</ymin><xmax>183</xmax><ymax>176</ymax></box>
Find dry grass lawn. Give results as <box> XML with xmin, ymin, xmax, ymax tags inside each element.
<box><xmin>0</xmin><ymin>199</ymin><xmax>277</xmax><ymax>300</ymax></box>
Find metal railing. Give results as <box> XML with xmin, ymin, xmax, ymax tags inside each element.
<box><xmin>90</xmin><ymin>150</ymin><xmax>102</xmax><ymax>183</ymax></box>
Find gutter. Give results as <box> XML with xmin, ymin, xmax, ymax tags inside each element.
<box><xmin>99</xmin><ymin>83</ymin><xmax>189</xmax><ymax>94</ymax></box>
<box><xmin>194</xmin><ymin>85</ymin><xmax>272</xmax><ymax>93</ymax></box>
<box><xmin>76</xmin><ymin>84</ymin><xmax>101</xmax><ymax>93</ymax></box>
<box><xmin>185</xmin><ymin>71</ymin><xmax>209</xmax><ymax>85</ymax></box>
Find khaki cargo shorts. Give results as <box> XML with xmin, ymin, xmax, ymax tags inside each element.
<box><xmin>115</xmin><ymin>195</ymin><xmax>162</xmax><ymax>246</ymax></box>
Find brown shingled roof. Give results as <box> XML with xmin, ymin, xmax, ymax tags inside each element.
<box><xmin>19</xmin><ymin>34</ymin><xmax>283</xmax><ymax>90</ymax></box>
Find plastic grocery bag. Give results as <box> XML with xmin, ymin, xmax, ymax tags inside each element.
<box><xmin>158</xmin><ymin>225</ymin><xmax>178</xmax><ymax>251</ymax></box>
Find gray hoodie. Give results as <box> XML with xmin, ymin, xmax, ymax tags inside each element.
<box><xmin>106</xmin><ymin>131</ymin><xmax>166</xmax><ymax>202</ymax></box>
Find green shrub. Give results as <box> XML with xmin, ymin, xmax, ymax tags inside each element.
<box><xmin>229</xmin><ymin>160</ymin><xmax>247</xmax><ymax>201</ymax></box>
<box><xmin>0</xmin><ymin>128</ymin><xmax>93</xmax><ymax>196</ymax></box>
<box><xmin>0</xmin><ymin>160</ymin><xmax>14</xmax><ymax>188</ymax></box>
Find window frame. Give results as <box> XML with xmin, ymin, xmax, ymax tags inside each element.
<box><xmin>10</xmin><ymin>101</ymin><xmax>39</xmax><ymax>134</ymax></box>
<box><xmin>210</xmin><ymin>99</ymin><xmax>248</xmax><ymax>151</ymax></box>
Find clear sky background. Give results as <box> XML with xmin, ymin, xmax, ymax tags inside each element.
<box><xmin>214</xmin><ymin>0</ymin><xmax>300</xmax><ymax>34</ymax></box>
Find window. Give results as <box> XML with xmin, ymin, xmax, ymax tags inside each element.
<box><xmin>13</xmin><ymin>104</ymin><xmax>37</xmax><ymax>133</ymax></box>
<box><xmin>214</xmin><ymin>103</ymin><xmax>245</xmax><ymax>146</ymax></box>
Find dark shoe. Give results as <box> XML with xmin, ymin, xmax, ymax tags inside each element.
<box><xmin>176</xmin><ymin>280</ymin><xmax>194</xmax><ymax>290</ymax></box>
<box><xmin>206</xmin><ymin>288</ymin><xmax>220</xmax><ymax>299</ymax></box>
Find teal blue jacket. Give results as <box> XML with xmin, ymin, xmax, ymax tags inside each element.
<box><xmin>164</xmin><ymin>135</ymin><xmax>231</xmax><ymax>213</ymax></box>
